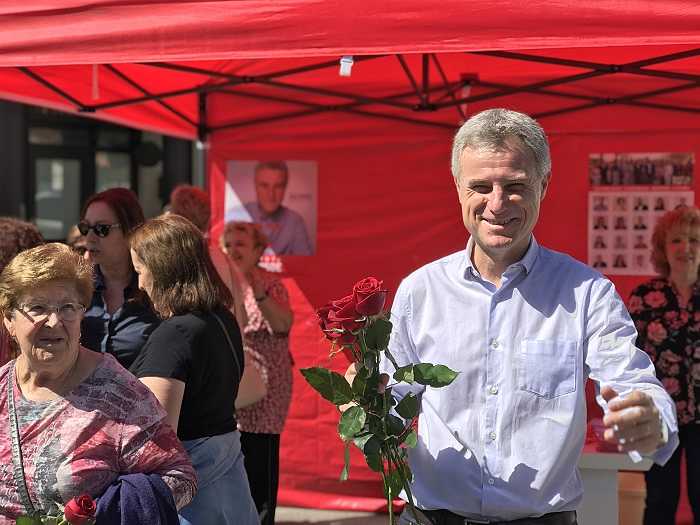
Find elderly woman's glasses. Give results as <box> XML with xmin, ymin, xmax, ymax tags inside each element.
<box><xmin>77</xmin><ymin>221</ymin><xmax>120</xmax><ymax>237</ymax></box>
<box><xmin>17</xmin><ymin>303</ymin><xmax>86</xmax><ymax>323</ymax></box>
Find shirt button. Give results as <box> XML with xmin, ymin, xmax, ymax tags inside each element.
<box><xmin>489</xmin><ymin>385</ymin><xmax>499</xmax><ymax>395</ymax></box>
<box><xmin>488</xmin><ymin>431</ymin><xmax>497</xmax><ymax>440</ymax></box>
<box><xmin>488</xmin><ymin>478</ymin><xmax>495</xmax><ymax>485</ymax></box>
<box><xmin>491</xmin><ymin>339</ymin><xmax>499</xmax><ymax>349</ymax></box>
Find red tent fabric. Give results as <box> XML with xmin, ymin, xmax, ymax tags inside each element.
<box><xmin>2</xmin><ymin>2</ymin><xmax>700</xmax><ymax>514</ymax></box>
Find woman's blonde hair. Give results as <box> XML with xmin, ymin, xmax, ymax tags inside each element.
<box><xmin>130</xmin><ymin>214</ymin><xmax>232</xmax><ymax>316</ymax></box>
<box><xmin>220</xmin><ymin>222</ymin><xmax>269</xmax><ymax>256</ymax></box>
<box><xmin>0</xmin><ymin>243</ymin><xmax>93</xmax><ymax>318</ymax></box>
<box><xmin>650</xmin><ymin>205</ymin><xmax>700</xmax><ymax>277</ymax></box>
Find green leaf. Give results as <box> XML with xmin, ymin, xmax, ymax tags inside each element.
<box><xmin>402</xmin><ymin>429</ymin><xmax>418</xmax><ymax>448</ymax></box>
<box><xmin>365</xmin><ymin>318</ymin><xmax>392</xmax><ymax>350</ymax></box>
<box><xmin>395</xmin><ymin>392</ymin><xmax>419</xmax><ymax>419</ymax></box>
<box><xmin>413</xmin><ymin>363</ymin><xmax>459</xmax><ymax>388</ymax></box>
<box><xmin>340</xmin><ymin>441</ymin><xmax>351</xmax><ymax>481</ymax></box>
<box><xmin>17</xmin><ymin>517</ymin><xmax>42</xmax><ymax>525</ymax></box>
<box><xmin>338</xmin><ymin>406</ymin><xmax>367</xmax><ymax>440</ymax></box>
<box><xmin>367</xmin><ymin>414</ymin><xmax>387</xmax><ymax>440</ymax></box>
<box><xmin>351</xmin><ymin>372</ymin><xmax>367</xmax><ymax>398</ymax></box>
<box><xmin>300</xmin><ymin>367</ymin><xmax>354</xmax><ymax>405</ymax></box>
<box><xmin>393</xmin><ymin>364</ymin><xmax>414</xmax><ymax>384</ymax></box>
<box><xmin>365</xmin><ymin>453</ymin><xmax>383</xmax><ymax>472</ymax></box>
<box><xmin>353</xmin><ymin>434</ymin><xmax>383</xmax><ymax>472</ymax></box>
<box><xmin>384</xmin><ymin>467</ymin><xmax>404</xmax><ymax>498</ymax></box>
<box><xmin>386</xmin><ymin>414</ymin><xmax>405</xmax><ymax>437</ymax></box>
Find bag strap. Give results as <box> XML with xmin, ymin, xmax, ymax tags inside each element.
<box><xmin>7</xmin><ymin>360</ymin><xmax>39</xmax><ymax>516</ymax></box>
<box><xmin>211</xmin><ymin>311</ymin><xmax>243</xmax><ymax>385</ymax></box>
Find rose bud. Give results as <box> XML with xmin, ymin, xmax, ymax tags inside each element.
<box><xmin>64</xmin><ymin>494</ymin><xmax>96</xmax><ymax>525</ymax></box>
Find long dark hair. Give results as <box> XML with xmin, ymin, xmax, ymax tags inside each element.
<box><xmin>130</xmin><ymin>214</ymin><xmax>232</xmax><ymax>317</ymax></box>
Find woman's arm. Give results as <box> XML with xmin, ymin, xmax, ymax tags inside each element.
<box><xmin>250</xmin><ymin>271</ymin><xmax>293</xmax><ymax>334</ymax></box>
<box><xmin>120</xmin><ymin>378</ymin><xmax>196</xmax><ymax>510</ymax></box>
<box><xmin>139</xmin><ymin>377</ymin><xmax>185</xmax><ymax>433</ymax></box>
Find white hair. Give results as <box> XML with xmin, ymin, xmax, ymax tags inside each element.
<box><xmin>451</xmin><ymin>108</ymin><xmax>551</xmax><ymax>183</ymax></box>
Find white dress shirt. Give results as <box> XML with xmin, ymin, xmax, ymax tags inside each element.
<box><xmin>382</xmin><ymin>236</ymin><xmax>678</xmax><ymax>521</ymax></box>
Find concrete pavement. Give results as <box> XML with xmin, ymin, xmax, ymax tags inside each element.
<box><xmin>275</xmin><ymin>506</ymin><xmax>390</xmax><ymax>524</ymax></box>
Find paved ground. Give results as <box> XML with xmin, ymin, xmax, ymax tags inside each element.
<box><xmin>276</xmin><ymin>507</ymin><xmax>390</xmax><ymax>524</ymax></box>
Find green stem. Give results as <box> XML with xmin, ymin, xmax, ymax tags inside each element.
<box><xmin>388</xmin><ymin>443</ymin><xmax>419</xmax><ymax>523</ymax></box>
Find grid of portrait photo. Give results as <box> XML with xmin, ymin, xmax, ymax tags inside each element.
<box><xmin>588</xmin><ymin>152</ymin><xmax>694</xmax><ymax>276</ymax></box>
<box><xmin>589</xmin><ymin>191</ymin><xmax>695</xmax><ymax>275</ymax></box>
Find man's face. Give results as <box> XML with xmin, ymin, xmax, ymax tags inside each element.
<box><xmin>254</xmin><ymin>168</ymin><xmax>287</xmax><ymax>215</ymax></box>
<box><xmin>456</xmin><ymin>141</ymin><xmax>548</xmax><ymax>264</ymax></box>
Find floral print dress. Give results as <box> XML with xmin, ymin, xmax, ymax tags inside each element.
<box><xmin>629</xmin><ymin>277</ymin><xmax>700</xmax><ymax>425</ymax></box>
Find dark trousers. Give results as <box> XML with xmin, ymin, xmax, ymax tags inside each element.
<box><xmin>644</xmin><ymin>424</ymin><xmax>700</xmax><ymax>525</ymax></box>
<box><xmin>240</xmin><ymin>431</ymin><xmax>280</xmax><ymax>525</ymax></box>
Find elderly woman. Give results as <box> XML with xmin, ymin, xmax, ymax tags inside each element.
<box><xmin>128</xmin><ymin>214</ymin><xmax>258</xmax><ymax>525</ymax></box>
<box><xmin>80</xmin><ymin>188</ymin><xmax>160</xmax><ymax>369</ymax></box>
<box><xmin>0</xmin><ymin>217</ymin><xmax>44</xmax><ymax>366</ymax></box>
<box><xmin>220</xmin><ymin>221</ymin><xmax>293</xmax><ymax>525</ymax></box>
<box><xmin>0</xmin><ymin>243</ymin><xmax>196</xmax><ymax>523</ymax></box>
<box><xmin>628</xmin><ymin>206</ymin><xmax>700</xmax><ymax>525</ymax></box>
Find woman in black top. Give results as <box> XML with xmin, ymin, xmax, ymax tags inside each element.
<box><xmin>129</xmin><ymin>214</ymin><xmax>258</xmax><ymax>525</ymax></box>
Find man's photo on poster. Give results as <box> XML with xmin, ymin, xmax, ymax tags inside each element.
<box><xmin>225</xmin><ymin>160</ymin><xmax>318</xmax><ymax>256</ymax></box>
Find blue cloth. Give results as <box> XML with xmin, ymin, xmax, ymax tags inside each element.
<box><xmin>244</xmin><ymin>202</ymin><xmax>313</xmax><ymax>255</ymax></box>
<box><xmin>81</xmin><ymin>266</ymin><xmax>160</xmax><ymax>369</ymax></box>
<box><xmin>381</xmin><ymin>235</ymin><xmax>679</xmax><ymax>522</ymax></box>
<box><xmin>96</xmin><ymin>473</ymin><xmax>179</xmax><ymax>525</ymax></box>
<box><xmin>179</xmin><ymin>430</ymin><xmax>259</xmax><ymax>525</ymax></box>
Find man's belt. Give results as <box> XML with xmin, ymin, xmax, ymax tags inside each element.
<box><xmin>416</xmin><ymin>509</ymin><xmax>577</xmax><ymax>525</ymax></box>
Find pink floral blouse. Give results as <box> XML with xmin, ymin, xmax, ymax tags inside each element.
<box><xmin>0</xmin><ymin>353</ymin><xmax>197</xmax><ymax>522</ymax></box>
<box><xmin>236</xmin><ymin>271</ymin><xmax>293</xmax><ymax>435</ymax></box>
<box><xmin>629</xmin><ymin>277</ymin><xmax>700</xmax><ymax>426</ymax></box>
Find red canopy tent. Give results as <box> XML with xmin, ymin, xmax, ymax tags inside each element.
<box><xmin>2</xmin><ymin>0</ymin><xmax>700</xmax><ymax>512</ymax></box>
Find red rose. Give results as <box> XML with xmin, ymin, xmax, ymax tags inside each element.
<box><xmin>317</xmin><ymin>297</ymin><xmax>361</xmax><ymax>344</ymax></box>
<box><xmin>64</xmin><ymin>494</ymin><xmax>96</xmax><ymax>525</ymax></box>
<box><xmin>327</xmin><ymin>295</ymin><xmax>364</xmax><ymax>332</ymax></box>
<box><xmin>352</xmin><ymin>277</ymin><xmax>388</xmax><ymax>316</ymax></box>
<box><xmin>317</xmin><ymin>303</ymin><xmax>342</xmax><ymax>335</ymax></box>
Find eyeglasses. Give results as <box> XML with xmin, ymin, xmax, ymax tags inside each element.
<box><xmin>77</xmin><ymin>221</ymin><xmax>121</xmax><ymax>237</ymax></box>
<box><xmin>17</xmin><ymin>303</ymin><xmax>86</xmax><ymax>323</ymax></box>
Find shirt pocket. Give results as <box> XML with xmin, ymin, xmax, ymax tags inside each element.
<box><xmin>518</xmin><ymin>339</ymin><xmax>578</xmax><ymax>399</ymax></box>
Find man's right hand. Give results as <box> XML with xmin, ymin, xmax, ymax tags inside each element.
<box><xmin>340</xmin><ymin>363</ymin><xmax>389</xmax><ymax>412</ymax></box>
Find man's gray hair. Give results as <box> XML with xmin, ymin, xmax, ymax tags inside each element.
<box><xmin>451</xmin><ymin>108</ymin><xmax>551</xmax><ymax>183</ymax></box>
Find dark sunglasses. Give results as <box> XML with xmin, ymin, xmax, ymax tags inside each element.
<box><xmin>77</xmin><ymin>221</ymin><xmax>121</xmax><ymax>237</ymax></box>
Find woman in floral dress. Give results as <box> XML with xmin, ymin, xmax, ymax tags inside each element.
<box><xmin>628</xmin><ymin>206</ymin><xmax>700</xmax><ymax>525</ymax></box>
<box><xmin>221</xmin><ymin>221</ymin><xmax>293</xmax><ymax>525</ymax></box>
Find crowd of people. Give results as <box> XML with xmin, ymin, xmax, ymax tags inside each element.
<box><xmin>0</xmin><ymin>186</ymin><xmax>293</xmax><ymax>523</ymax></box>
<box><xmin>0</xmin><ymin>107</ymin><xmax>696</xmax><ymax>525</ymax></box>
<box><xmin>590</xmin><ymin>156</ymin><xmax>694</xmax><ymax>186</ymax></box>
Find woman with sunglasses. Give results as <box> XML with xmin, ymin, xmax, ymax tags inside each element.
<box><xmin>79</xmin><ymin>188</ymin><xmax>160</xmax><ymax>369</ymax></box>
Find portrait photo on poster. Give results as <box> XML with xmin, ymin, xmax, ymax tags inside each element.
<box><xmin>224</xmin><ymin>160</ymin><xmax>318</xmax><ymax>256</ymax></box>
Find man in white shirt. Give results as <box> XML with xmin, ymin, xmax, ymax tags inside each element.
<box><xmin>381</xmin><ymin>109</ymin><xmax>678</xmax><ymax>525</ymax></box>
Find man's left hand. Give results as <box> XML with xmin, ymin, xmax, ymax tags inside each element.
<box><xmin>601</xmin><ymin>386</ymin><xmax>665</xmax><ymax>454</ymax></box>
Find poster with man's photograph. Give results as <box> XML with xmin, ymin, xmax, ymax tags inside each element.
<box><xmin>588</xmin><ymin>190</ymin><xmax>694</xmax><ymax>276</ymax></box>
<box><xmin>589</xmin><ymin>152</ymin><xmax>694</xmax><ymax>187</ymax></box>
<box><xmin>225</xmin><ymin>160</ymin><xmax>318</xmax><ymax>256</ymax></box>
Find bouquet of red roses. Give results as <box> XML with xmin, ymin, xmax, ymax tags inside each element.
<box><xmin>17</xmin><ymin>494</ymin><xmax>96</xmax><ymax>525</ymax></box>
<box><xmin>301</xmin><ymin>277</ymin><xmax>457</xmax><ymax>524</ymax></box>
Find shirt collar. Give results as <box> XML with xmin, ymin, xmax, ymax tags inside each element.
<box><xmin>94</xmin><ymin>265</ymin><xmax>138</xmax><ymax>294</ymax></box>
<box><xmin>463</xmin><ymin>235</ymin><xmax>540</xmax><ymax>280</ymax></box>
